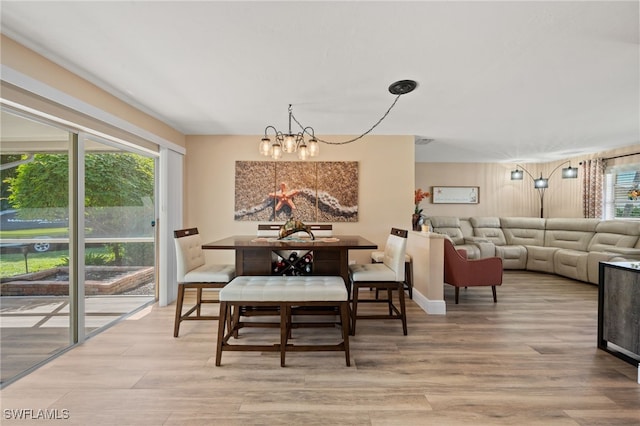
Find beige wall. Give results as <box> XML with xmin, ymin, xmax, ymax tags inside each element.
<box><xmin>184</xmin><ymin>134</ymin><xmax>415</xmax><ymax>265</ymax></box>
<box><xmin>415</xmin><ymin>145</ymin><xmax>640</xmax><ymax>219</ymax></box>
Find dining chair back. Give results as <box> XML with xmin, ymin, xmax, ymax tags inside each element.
<box><xmin>173</xmin><ymin>228</ymin><xmax>235</xmax><ymax>337</ymax></box>
<box><xmin>381</xmin><ymin>231</ymin><xmax>407</xmax><ymax>281</ymax></box>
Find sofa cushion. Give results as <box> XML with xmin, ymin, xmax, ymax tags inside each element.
<box><xmin>459</xmin><ymin>218</ymin><xmax>474</xmax><ymax>239</ymax></box>
<box><xmin>525</xmin><ymin>246</ymin><xmax>558</xmax><ymax>273</ymax></box>
<box><xmin>544</xmin><ymin>218</ymin><xmax>599</xmax><ymax>251</ymax></box>
<box><xmin>457</xmin><ymin>244</ymin><xmax>481</xmax><ymax>259</ymax></box>
<box><xmin>429</xmin><ymin>216</ymin><xmax>461</xmax><ymax>228</ymax></box>
<box><xmin>554</xmin><ymin>249</ymin><xmax>589</xmax><ymax>282</ymax></box>
<box><xmin>429</xmin><ymin>216</ymin><xmax>465</xmax><ymax>245</ymax></box>
<box><xmin>471</xmin><ymin>217</ymin><xmax>507</xmax><ymax>245</ymax></box>
<box><xmin>495</xmin><ymin>245</ymin><xmax>527</xmax><ymax>269</ymax></box>
<box><xmin>500</xmin><ymin>217</ymin><xmax>545</xmax><ymax>246</ymax></box>
<box><xmin>588</xmin><ymin>220</ymin><xmax>640</xmax><ymax>252</ymax></box>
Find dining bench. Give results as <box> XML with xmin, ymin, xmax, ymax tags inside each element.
<box><xmin>215</xmin><ymin>275</ymin><xmax>350</xmax><ymax>367</ymax></box>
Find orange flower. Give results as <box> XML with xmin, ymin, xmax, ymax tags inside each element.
<box><xmin>414</xmin><ymin>188</ymin><xmax>431</xmax><ymax>214</ymax></box>
<box><xmin>414</xmin><ymin>188</ymin><xmax>430</xmax><ymax>204</ymax></box>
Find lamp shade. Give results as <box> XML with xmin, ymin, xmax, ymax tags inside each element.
<box><xmin>511</xmin><ymin>169</ymin><xmax>524</xmax><ymax>180</ymax></box>
<box><xmin>534</xmin><ymin>177</ymin><xmax>548</xmax><ymax>189</ymax></box>
<box><xmin>562</xmin><ymin>166</ymin><xmax>578</xmax><ymax>178</ymax></box>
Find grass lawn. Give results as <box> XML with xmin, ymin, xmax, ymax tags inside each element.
<box><xmin>0</xmin><ymin>227</ymin><xmax>69</xmax><ymax>238</ymax></box>
<box><xmin>0</xmin><ymin>247</ymin><xmax>110</xmax><ymax>278</ymax></box>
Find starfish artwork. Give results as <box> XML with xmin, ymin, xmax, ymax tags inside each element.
<box><xmin>269</xmin><ymin>182</ymin><xmax>300</xmax><ymax>211</ymax></box>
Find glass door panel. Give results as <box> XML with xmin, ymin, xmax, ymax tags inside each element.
<box><xmin>0</xmin><ymin>110</ymin><xmax>72</xmax><ymax>386</ymax></box>
<box><xmin>82</xmin><ymin>136</ymin><xmax>156</xmax><ymax>337</ymax></box>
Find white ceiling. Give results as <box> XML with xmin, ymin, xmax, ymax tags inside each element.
<box><xmin>1</xmin><ymin>1</ymin><xmax>638</xmax><ymax>163</ymax></box>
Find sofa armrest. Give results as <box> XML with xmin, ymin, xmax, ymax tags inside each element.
<box><xmin>603</xmin><ymin>247</ymin><xmax>640</xmax><ymax>260</ymax></box>
<box><xmin>465</xmin><ymin>236</ymin><xmax>490</xmax><ymax>243</ymax></box>
<box><xmin>464</xmin><ymin>238</ymin><xmax>496</xmax><ymax>257</ymax></box>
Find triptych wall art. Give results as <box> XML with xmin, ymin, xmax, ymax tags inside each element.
<box><xmin>234</xmin><ymin>161</ymin><xmax>359</xmax><ymax>222</ymax></box>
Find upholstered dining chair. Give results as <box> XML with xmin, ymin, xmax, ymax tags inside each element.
<box><xmin>173</xmin><ymin>228</ymin><xmax>235</xmax><ymax>337</ymax></box>
<box><xmin>370</xmin><ymin>251</ymin><xmax>413</xmax><ymax>299</ymax></box>
<box><xmin>443</xmin><ymin>238</ymin><xmax>503</xmax><ymax>304</ymax></box>
<box><xmin>348</xmin><ymin>228</ymin><xmax>409</xmax><ymax>335</ymax></box>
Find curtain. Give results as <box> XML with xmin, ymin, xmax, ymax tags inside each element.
<box><xmin>582</xmin><ymin>158</ymin><xmax>605</xmax><ymax>218</ymax></box>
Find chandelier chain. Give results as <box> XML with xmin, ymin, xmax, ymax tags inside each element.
<box><xmin>289</xmin><ymin>94</ymin><xmax>402</xmax><ymax>145</ymax></box>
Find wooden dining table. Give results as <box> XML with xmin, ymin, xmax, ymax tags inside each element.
<box><xmin>202</xmin><ymin>235</ymin><xmax>377</xmax><ymax>285</ymax></box>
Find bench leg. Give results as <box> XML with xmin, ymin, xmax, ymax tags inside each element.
<box><xmin>215</xmin><ymin>302</ymin><xmax>229</xmax><ymax>366</ymax></box>
<box><xmin>351</xmin><ymin>284</ymin><xmax>360</xmax><ymax>336</ymax></box>
<box><xmin>280</xmin><ymin>303</ymin><xmax>288</xmax><ymax>367</ymax></box>
<box><xmin>232</xmin><ymin>306</ymin><xmax>240</xmax><ymax>339</ymax></box>
<box><xmin>340</xmin><ymin>301</ymin><xmax>351</xmax><ymax>366</ymax></box>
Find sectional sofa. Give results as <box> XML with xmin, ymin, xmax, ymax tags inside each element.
<box><xmin>426</xmin><ymin>216</ymin><xmax>640</xmax><ymax>285</ymax></box>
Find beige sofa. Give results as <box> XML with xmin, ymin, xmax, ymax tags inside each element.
<box><xmin>427</xmin><ymin>216</ymin><xmax>640</xmax><ymax>285</ymax></box>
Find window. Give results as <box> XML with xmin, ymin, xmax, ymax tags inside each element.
<box><xmin>604</xmin><ymin>165</ymin><xmax>640</xmax><ymax>219</ymax></box>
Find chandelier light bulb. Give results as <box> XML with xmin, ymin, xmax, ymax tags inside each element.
<box><xmin>259</xmin><ymin>137</ymin><xmax>272</xmax><ymax>156</ymax></box>
<box><xmin>298</xmin><ymin>143</ymin><xmax>309</xmax><ymax>160</ymax></box>
<box><xmin>271</xmin><ymin>143</ymin><xmax>283</xmax><ymax>160</ymax></box>
<box><xmin>308</xmin><ymin>138</ymin><xmax>319</xmax><ymax>157</ymax></box>
<box><xmin>283</xmin><ymin>135</ymin><xmax>297</xmax><ymax>153</ymax></box>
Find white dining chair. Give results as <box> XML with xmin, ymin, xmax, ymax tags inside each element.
<box><xmin>348</xmin><ymin>228</ymin><xmax>409</xmax><ymax>335</ymax></box>
<box><xmin>370</xmin><ymin>250</ymin><xmax>413</xmax><ymax>299</ymax></box>
<box><xmin>173</xmin><ymin>227</ymin><xmax>235</xmax><ymax>337</ymax></box>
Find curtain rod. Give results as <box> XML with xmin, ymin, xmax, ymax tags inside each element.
<box><xmin>603</xmin><ymin>152</ymin><xmax>640</xmax><ymax>161</ymax></box>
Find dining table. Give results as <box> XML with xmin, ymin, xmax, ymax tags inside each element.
<box><xmin>202</xmin><ymin>235</ymin><xmax>377</xmax><ymax>285</ymax></box>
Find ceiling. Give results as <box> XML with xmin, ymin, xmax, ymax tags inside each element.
<box><xmin>1</xmin><ymin>1</ymin><xmax>638</xmax><ymax>163</ymax></box>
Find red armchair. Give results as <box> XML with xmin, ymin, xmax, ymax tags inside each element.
<box><xmin>443</xmin><ymin>238</ymin><xmax>503</xmax><ymax>304</ymax></box>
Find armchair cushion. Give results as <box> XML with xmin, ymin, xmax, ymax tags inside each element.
<box><xmin>443</xmin><ymin>239</ymin><xmax>503</xmax><ymax>288</ymax></box>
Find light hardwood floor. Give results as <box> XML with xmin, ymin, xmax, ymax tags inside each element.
<box><xmin>1</xmin><ymin>271</ymin><xmax>639</xmax><ymax>425</ymax></box>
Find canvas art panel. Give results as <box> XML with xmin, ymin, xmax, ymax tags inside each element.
<box><xmin>234</xmin><ymin>161</ymin><xmax>358</xmax><ymax>222</ymax></box>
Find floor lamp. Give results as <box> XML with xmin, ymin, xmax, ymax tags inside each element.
<box><xmin>510</xmin><ymin>161</ymin><xmax>578</xmax><ymax>218</ymax></box>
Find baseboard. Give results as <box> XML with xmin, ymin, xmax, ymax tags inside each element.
<box><xmin>412</xmin><ymin>289</ymin><xmax>446</xmax><ymax>315</ymax></box>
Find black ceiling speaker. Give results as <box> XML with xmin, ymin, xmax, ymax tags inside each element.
<box><xmin>388</xmin><ymin>80</ymin><xmax>418</xmax><ymax>95</ymax></box>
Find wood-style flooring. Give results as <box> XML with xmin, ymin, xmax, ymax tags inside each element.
<box><xmin>1</xmin><ymin>271</ymin><xmax>639</xmax><ymax>425</ymax></box>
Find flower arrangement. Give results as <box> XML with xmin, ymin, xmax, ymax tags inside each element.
<box><xmin>628</xmin><ymin>188</ymin><xmax>640</xmax><ymax>201</ymax></box>
<box><xmin>414</xmin><ymin>188</ymin><xmax>431</xmax><ymax>215</ymax></box>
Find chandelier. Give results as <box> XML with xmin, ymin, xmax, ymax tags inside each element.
<box><xmin>258</xmin><ymin>80</ymin><xmax>418</xmax><ymax>160</ymax></box>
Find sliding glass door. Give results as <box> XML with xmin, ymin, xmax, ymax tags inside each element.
<box><xmin>0</xmin><ymin>109</ymin><xmax>158</xmax><ymax>387</ymax></box>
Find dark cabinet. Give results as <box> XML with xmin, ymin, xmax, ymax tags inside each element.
<box><xmin>598</xmin><ymin>261</ymin><xmax>640</xmax><ymax>368</ymax></box>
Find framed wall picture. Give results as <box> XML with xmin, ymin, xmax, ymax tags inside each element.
<box><xmin>432</xmin><ymin>186</ymin><xmax>479</xmax><ymax>204</ymax></box>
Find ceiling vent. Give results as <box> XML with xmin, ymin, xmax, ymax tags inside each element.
<box><xmin>414</xmin><ymin>136</ymin><xmax>434</xmax><ymax>145</ymax></box>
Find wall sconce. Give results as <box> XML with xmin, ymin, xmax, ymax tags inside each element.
<box><xmin>510</xmin><ymin>160</ymin><xmax>578</xmax><ymax>218</ymax></box>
